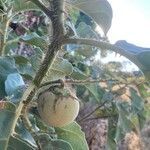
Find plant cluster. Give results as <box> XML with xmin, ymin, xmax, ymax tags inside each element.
<box><xmin>0</xmin><ymin>0</ymin><xmax>150</xmax><ymax>149</ymax></box>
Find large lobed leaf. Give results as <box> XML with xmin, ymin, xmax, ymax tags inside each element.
<box><xmin>71</xmin><ymin>67</ymin><xmax>104</xmax><ymax>102</ymax></box>
<box><xmin>8</xmin><ymin>136</ymin><xmax>35</xmax><ymax>150</ymax></box>
<box><xmin>76</xmin><ymin>22</ymin><xmax>98</xmax><ymax>39</ymax></box>
<box><xmin>29</xmin><ymin>48</ymin><xmax>44</xmax><ymax>73</ymax></box>
<box><xmin>21</xmin><ymin>34</ymin><xmax>48</xmax><ymax>52</ymax></box>
<box><xmin>55</xmin><ymin>122</ymin><xmax>89</xmax><ymax>150</ymax></box>
<box><xmin>43</xmin><ymin>57</ymin><xmax>73</xmax><ymax>82</ymax></box>
<box><xmin>68</xmin><ymin>0</ymin><xmax>113</xmax><ymax>34</ymax></box>
<box><xmin>5</xmin><ymin>73</ymin><xmax>25</xmax><ymax>96</ymax></box>
<box><xmin>0</xmin><ymin>101</ymin><xmax>35</xmax><ymax>149</ymax></box>
<box><xmin>12</xmin><ymin>0</ymin><xmax>40</xmax><ymax>14</ymax></box>
<box><xmin>0</xmin><ymin>57</ymin><xmax>27</xmax><ymax>102</ymax></box>
<box><xmin>115</xmin><ymin>40</ymin><xmax>150</xmax><ymax>80</ymax></box>
<box><xmin>4</xmin><ymin>33</ymin><xmax>48</xmax><ymax>54</ymax></box>
<box><xmin>4</xmin><ymin>73</ymin><xmax>26</xmax><ymax>102</ymax></box>
<box><xmin>37</xmin><ymin>133</ymin><xmax>73</xmax><ymax>150</ymax></box>
<box><xmin>0</xmin><ymin>57</ymin><xmax>18</xmax><ymax>98</ymax></box>
<box><xmin>15</xmin><ymin>121</ymin><xmax>36</xmax><ymax>147</ymax></box>
<box><xmin>114</xmin><ymin>89</ymin><xmax>145</xmax><ymax>145</ymax></box>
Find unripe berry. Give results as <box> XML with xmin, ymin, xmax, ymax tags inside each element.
<box><xmin>37</xmin><ymin>87</ymin><xmax>79</xmax><ymax>127</ymax></box>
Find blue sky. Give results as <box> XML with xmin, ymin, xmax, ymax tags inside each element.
<box><xmin>96</xmin><ymin>0</ymin><xmax>150</xmax><ymax>71</ymax></box>
<box><xmin>107</xmin><ymin>0</ymin><xmax>150</xmax><ymax>47</ymax></box>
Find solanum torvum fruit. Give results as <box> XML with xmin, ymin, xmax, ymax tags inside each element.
<box><xmin>37</xmin><ymin>86</ymin><xmax>80</xmax><ymax>127</ymax></box>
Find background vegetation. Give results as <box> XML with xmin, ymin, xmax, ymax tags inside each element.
<box><xmin>0</xmin><ymin>0</ymin><xmax>150</xmax><ymax>149</ymax></box>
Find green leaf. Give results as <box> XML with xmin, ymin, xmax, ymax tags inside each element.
<box><xmin>8</xmin><ymin>136</ymin><xmax>35</xmax><ymax>150</ymax></box>
<box><xmin>0</xmin><ymin>101</ymin><xmax>16</xmax><ymax>149</ymax></box>
<box><xmin>113</xmin><ymin>89</ymin><xmax>147</xmax><ymax>144</ymax></box>
<box><xmin>42</xmin><ymin>140</ymin><xmax>73</xmax><ymax>150</ymax></box>
<box><xmin>29</xmin><ymin>48</ymin><xmax>44</xmax><ymax>72</ymax></box>
<box><xmin>5</xmin><ymin>33</ymin><xmax>48</xmax><ymax>54</ymax></box>
<box><xmin>13</xmin><ymin>55</ymin><xmax>35</xmax><ymax>79</ymax></box>
<box><xmin>115</xmin><ymin>112</ymin><xmax>133</xmax><ymax>142</ymax></box>
<box><xmin>76</xmin><ymin>45</ymin><xmax>97</xmax><ymax>58</ymax></box>
<box><xmin>0</xmin><ymin>56</ymin><xmax>18</xmax><ymax>79</ymax></box>
<box><xmin>137</xmin><ymin>51</ymin><xmax>150</xmax><ymax>80</ymax></box>
<box><xmin>76</xmin><ymin>22</ymin><xmax>98</xmax><ymax>38</ymax></box>
<box><xmin>12</xmin><ymin>0</ymin><xmax>39</xmax><ymax>14</ymax></box>
<box><xmin>21</xmin><ymin>34</ymin><xmax>48</xmax><ymax>51</ymax></box>
<box><xmin>129</xmin><ymin>88</ymin><xmax>146</xmax><ymax>129</ymax></box>
<box><xmin>0</xmin><ymin>80</ymin><xmax>6</xmax><ymax>98</ymax></box>
<box><xmin>35</xmin><ymin>118</ymin><xmax>56</xmax><ymax>138</ymax></box>
<box><xmin>69</xmin><ymin>0</ymin><xmax>113</xmax><ymax>34</ymax></box>
<box><xmin>49</xmin><ymin>139</ymin><xmax>73</xmax><ymax>150</ymax></box>
<box><xmin>4</xmin><ymin>38</ymin><xmax>19</xmax><ymax>55</ymax></box>
<box><xmin>106</xmin><ymin>138</ymin><xmax>116</xmax><ymax>150</ymax></box>
<box><xmin>85</xmin><ymin>83</ymin><xmax>104</xmax><ymax>102</ymax></box>
<box><xmin>0</xmin><ymin>102</ymin><xmax>35</xmax><ymax>149</ymax></box>
<box><xmin>71</xmin><ymin>67</ymin><xmax>88</xmax><ymax>80</ymax></box>
<box><xmin>13</xmin><ymin>55</ymin><xmax>29</xmax><ymax>64</ymax></box>
<box><xmin>15</xmin><ymin>121</ymin><xmax>36</xmax><ymax>147</ymax></box>
<box><xmin>38</xmin><ymin>133</ymin><xmax>73</xmax><ymax>150</ymax></box>
<box><xmin>5</xmin><ymin>73</ymin><xmax>25</xmax><ymax>96</ymax></box>
<box><xmin>137</xmin><ymin>51</ymin><xmax>150</xmax><ymax>69</ymax></box>
<box><xmin>0</xmin><ymin>57</ymin><xmax>18</xmax><ymax>98</ymax></box>
<box><xmin>114</xmin><ymin>41</ymin><xmax>150</xmax><ymax>80</ymax></box>
<box><xmin>43</xmin><ymin>57</ymin><xmax>73</xmax><ymax>82</ymax></box>
<box><xmin>55</xmin><ymin>122</ymin><xmax>89</xmax><ymax>150</ymax></box>
<box><xmin>138</xmin><ymin>83</ymin><xmax>150</xmax><ymax>98</ymax></box>
<box><xmin>115</xmin><ymin>102</ymin><xmax>137</xmax><ymax>143</ymax></box>
<box><xmin>71</xmin><ymin>67</ymin><xmax>104</xmax><ymax>102</ymax></box>
<box><xmin>106</xmin><ymin>118</ymin><xmax>118</xmax><ymax>150</ymax></box>
<box><xmin>130</xmin><ymin>88</ymin><xmax>144</xmax><ymax>114</ymax></box>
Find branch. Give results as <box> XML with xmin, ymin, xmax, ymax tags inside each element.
<box><xmin>22</xmin><ymin>0</ymin><xmax>66</xmax><ymax>112</ymax></box>
<box><xmin>33</xmin><ymin>39</ymin><xmax>61</xmax><ymax>86</ymax></box>
<box><xmin>81</xmin><ymin>114</ymin><xmax>118</xmax><ymax>122</ymax></box>
<box><xmin>0</xmin><ymin>15</ymin><xmax>11</xmax><ymax>55</ymax></box>
<box><xmin>39</xmin><ymin>79</ymin><xmax>64</xmax><ymax>88</ymax></box>
<box><xmin>51</xmin><ymin>0</ymin><xmax>65</xmax><ymax>37</ymax></box>
<box><xmin>63</xmin><ymin>38</ymin><xmax>136</xmax><ymax>63</ymax></box>
<box><xmin>5</xmin><ymin>1</ymin><xmax>66</xmax><ymax>148</ymax></box>
<box><xmin>21</xmin><ymin>0</ymin><xmax>66</xmax><ymax>106</ymax></box>
<box><xmin>65</xmin><ymin>79</ymin><xmax>118</xmax><ymax>85</ymax></box>
<box><xmin>39</xmin><ymin>78</ymin><xmax>118</xmax><ymax>88</ymax></box>
<box><xmin>33</xmin><ymin>0</ymin><xmax>65</xmax><ymax>86</ymax></box>
<box><xmin>78</xmin><ymin>100</ymin><xmax>109</xmax><ymax>122</ymax></box>
<box><xmin>29</xmin><ymin>0</ymin><xmax>53</xmax><ymax>18</ymax></box>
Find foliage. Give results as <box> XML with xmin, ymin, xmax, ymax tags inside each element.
<box><xmin>0</xmin><ymin>0</ymin><xmax>150</xmax><ymax>149</ymax></box>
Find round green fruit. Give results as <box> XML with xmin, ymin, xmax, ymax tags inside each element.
<box><xmin>37</xmin><ymin>88</ymin><xmax>79</xmax><ymax>127</ymax></box>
